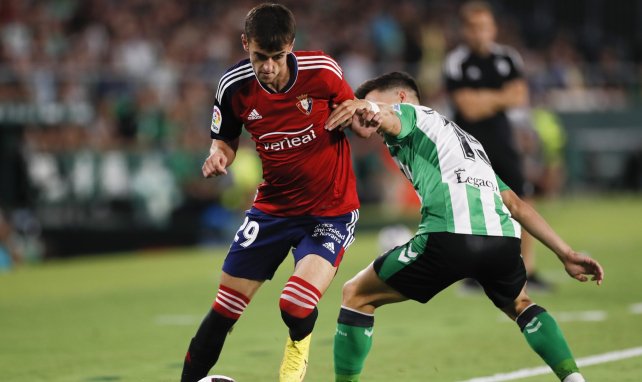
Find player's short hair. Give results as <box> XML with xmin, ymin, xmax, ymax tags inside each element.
<box><xmin>355</xmin><ymin>72</ymin><xmax>421</xmax><ymax>103</ymax></box>
<box><xmin>244</xmin><ymin>3</ymin><xmax>296</xmax><ymax>51</ymax></box>
<box><xmin>460</xmin><ymin>1</ymin><xmax>495</xmax><ymax>23</ymax></box>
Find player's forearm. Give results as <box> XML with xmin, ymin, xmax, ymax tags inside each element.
<box><xmin>500</xmin><ymin>80</ymin><xmax>529</xmax><ymax>108</ymax></box>
<box><xmin>453</xmin><ymin>89</ymin><xmax>503</xmax><ymax>122</ymax></box>
<box><xmin>502</xmin><ymin>191</ymin><xmax>572</xmax><ymax>261</ymax></box>
<box><xmin>374</xmin><ymin>103</ymin><xmax>402</xmax><ymax>137</ymax></box>
<box><xmin>211</xmin><ymin>138</ymin><xmax>239</xmax><ymax>166</ymax></box>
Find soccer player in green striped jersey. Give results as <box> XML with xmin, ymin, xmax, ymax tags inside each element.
<box><xmin>325</xmin><ymin>72</ymin><xmax>604</xmax><ymax>382</ymax></box>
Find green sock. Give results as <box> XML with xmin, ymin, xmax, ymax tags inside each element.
<box><xmin>334</xmin><ymin>308</ymin><xmax>374</xmax><ymax>382</ymax></box>
<box><xmin>519</xmin><ymin>307</ymin><xmax>579</xmax><ymax>380</ymax></box>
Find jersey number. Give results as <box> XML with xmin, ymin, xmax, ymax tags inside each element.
<box><xmin>234</xmin><ymin>217</ymin><xmax>259</xmax><ymax>248</ymax></box>
<box><xmin>447</xmin><ymin>118</ymin><xmax>492</xmax><ymax>167</ymax></box>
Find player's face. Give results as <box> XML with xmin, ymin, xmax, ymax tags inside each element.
<box><xmin>243</xmin><ymin>37</ymin><xmax>293</xmax><ymax>89</ymax></box>
<box><xmin>462</xmin><ymin>11</ymin><xmax>497</xmax><ymax>55</ymax></box>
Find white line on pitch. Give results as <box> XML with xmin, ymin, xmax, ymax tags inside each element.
<box><xmin>497</xmin><ymin>310</ymin><xmax>607</xmax><ymax>323</ymax></box>
<box><xmin>630</xmin><ymin>303</ymin><xmax>642</xmax><ymax>314</ymax></box>
<box><xmin>460</xmin><ymin>346</ymin><xmax>642</xmax><ymax>382</ymax></box>
<box><xmin>155</xmin><ymin>314</ymin><xmax>201</xmax><ymax>325</ymax></box>
<box><xmin>554</xmin><ymin>310</ymin><xmax>607</xmax><ymax>322</ymax></box>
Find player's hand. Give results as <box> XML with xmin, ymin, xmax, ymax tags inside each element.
<box><xmin>326</xmin><ymin>100</ymin><xmax>381</xmax><ymax>137</ymax></box>
<box><xmin>562</xmin><ymin>251</ymin><xmax>604</xmax><ymax>286</ymax></box>
<box><xmin>350</xmin><ymin>108</ymin><xmax>382</xmax><ymax>138</ymax></box>
<box><xmin>202</xmin><ymin>150</ymin><xmax>228</xmax><ymax>177</ymax></box>
<box><xmin>326</xmin><ymin>99</ymin><xmax>374</xmax><ymax>131</ymax></box>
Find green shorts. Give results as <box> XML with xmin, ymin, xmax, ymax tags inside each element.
<box><xmin>373</xmin><ymin>232</ymin><xmax>525</xmax><ymax>308</ymax></box>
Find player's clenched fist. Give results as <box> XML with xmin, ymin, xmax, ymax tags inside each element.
<box><xmin>202</xmin><ymin>150</ymin><xmax>228</xmax><ymax>177</ymax></box>
<box><xmin>202</xmin><ymin>138</ymin><xmax>238</xmax><ymax>178</ymax></box>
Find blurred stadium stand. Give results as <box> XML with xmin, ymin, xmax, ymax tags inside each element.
<box><xmin>1</xmin><ymin>0</ymin><xmax>641</xmax><ymax>258</ymax></box>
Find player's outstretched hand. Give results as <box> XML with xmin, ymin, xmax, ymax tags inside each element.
<box><xmin>326</xmin><ymin>100</ymin><xmax>381</xmax><ymax>138</ymax></box>
<box><xmin>202</xmin><ymin>150</ymin><xmax>228</xmax><ymax>177</ymax></box>
<box><xmin>562</xmin><ymin>251</ymin><xmax>604</xmax><ymax>286</ymax></box>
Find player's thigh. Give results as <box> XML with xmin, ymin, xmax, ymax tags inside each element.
<box><xmin>290</xmin><ymin>210</ymin><xmax>358</xmax><ymax>293</ymax></box>
<box><xmin>292</xmin><ymin>254</ymin><xmax>338</xmax><ymax>295</ymax></box>
<box><xmin>372</xmin><ymin>233</ymin><xmax>461</xmax><ymax>304</ymax></box>
<box><xmin>342</xmin><ymin>263</ymin><xmax>407</xmax><ymax>313</ymax></box>
<box><xmin>223</xmin><ymin>208</ymin><xmax>293</xmax><ymax>281</ymax></box>
<box><xmin>219</xmin><ymin>271</ymin><xmax>264</xmax><ymax>299</ymax></box>
<box><xmin>474</xmin><ymin>236</ymin><xmax>526</xmax><ymax>308</ymax></box>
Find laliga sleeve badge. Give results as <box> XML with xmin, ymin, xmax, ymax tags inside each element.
<box><xmin>296</xmin><ymin>94</ymin><xmax>313</xmax><ymax>115</ymax></box>
<box><xmin>211</xmin><ymin>106</ymin><xmax>222</xmax><ymax>133</ymax></box>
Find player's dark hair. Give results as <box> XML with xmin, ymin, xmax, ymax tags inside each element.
<box><xmin>355</xmin><ymin>71</ymin><xmax>421</xmax><ymax>102</ymax></box>
<box><xmin>244</xmin><ymin>3</ymin><xmax>296</xmax><ymax>51</ymax></box>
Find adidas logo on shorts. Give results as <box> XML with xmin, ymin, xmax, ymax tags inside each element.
<box><xmin>248</xmin><ymin>108</ymin><xmax>263</xmax><ymax>120</ymax></box>
<box><xmin>323</xmin><ymin>242</ymin><xmax>335</xmax><ymax>253</ymax></box>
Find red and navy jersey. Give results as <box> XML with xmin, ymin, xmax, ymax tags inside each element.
<box><xmin>210</xmin><ymin>51</ymin><xmax>359</xmax><ymax>217</ymax></box>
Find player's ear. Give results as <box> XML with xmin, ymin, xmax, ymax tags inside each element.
<box><xmin>241</xmin><ymin>34</ymin><xmax>249</xmax><ymax>52</ymax></box>
<box><xmin>398</xmin><ymin>90</ymin><xmax>407</xmax><ymax>103</ymax></box>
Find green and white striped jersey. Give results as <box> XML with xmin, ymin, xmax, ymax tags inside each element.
<box><xmin>384</xmin><ymin>103</ymin><xmax>521</xmax><ymax>238</ymax></box>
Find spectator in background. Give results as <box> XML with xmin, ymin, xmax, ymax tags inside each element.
<box><xmin>531</xmin><ymin>107</ymin><xmax>567</xmax><ymax>197</ymax></box>
<box><xmin>443</xmin><ymin>1</ymin><xmax>550</xmax><ymax>291</ymax></box>
<box><xmin>0</xmin><ymin>210</ymin><xmax>21</xmax><ymax>271</ymax></box>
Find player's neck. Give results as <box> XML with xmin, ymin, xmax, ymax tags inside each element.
<box><xmin>470</xmin><ymin>41</ymin><xmax>495</xmax><ymax>57</ymax></box>
<box><xmin>265</xmin><ymin>71</ymin><xmax>291</xmax><ymax>92</ymax></box>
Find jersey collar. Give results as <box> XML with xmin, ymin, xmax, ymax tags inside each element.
<box><xmin>257</xmin><ymin>52</ymin><xmax>298</xmax><ymax>94</ymax></box>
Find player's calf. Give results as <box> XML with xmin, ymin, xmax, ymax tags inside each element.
<box><xmin>181</xmin><ymin>286</ymin><xmax>250</xmax><ymax>382</ymax></box>
<box><xmin>516</xmin><ymin>304</ymin><xmax>584</xmax><ymax>382</ymax></box>
<box><xmin>279</xmin><ymin>275</ymin><xmax>321</xmax><ymax>340</ymax></box>
<box><xmin>278</xmin><ymin>276</ymin><xmax>322</xmax><ymax>382</ymax></box>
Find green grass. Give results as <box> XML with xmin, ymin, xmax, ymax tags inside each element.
<box><xmin>1</xmin><ymin>195</ymin><xmax>642</xmax><ymax>381</ymax></box>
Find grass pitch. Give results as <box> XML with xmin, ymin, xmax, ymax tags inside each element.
<box><xmin>1</xmin><ymin>196</ymin><xmax>641</xmax><ymax>381</ymax></box>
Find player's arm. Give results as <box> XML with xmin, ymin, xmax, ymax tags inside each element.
<box><xmin>202</xmin><ymin>138</ymin><xmax>239</xmax><ymax>177</ymax></box>
<box><xmin>325</xmin><ymin>99</ymin><xmax>400</xmax><ymax>138</ymax></box>
<box><xmin>500</xmin><ymin>189</ymin><xmax>604</xmax><ymax>285</ymax></box>
<box><xmin>451</xmin><ymin>78</ymin><xmax>528</xmax><ymax>122</ymax></box>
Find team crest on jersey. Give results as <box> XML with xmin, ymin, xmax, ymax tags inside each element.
<box><xmin>211</xmin><ymin>106</ymin><xmax>222</xmax><ymax>134</ymax></box>
<box><xmin>296</xmin><ymin>94</ymin><xmax>313</xmax><ymax>115</ymax></box>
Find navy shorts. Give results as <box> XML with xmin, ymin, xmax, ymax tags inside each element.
<box><xmin>222</xmin><ymin>207</ymin><xmax>359</xmax><ymax>280</ymax></box>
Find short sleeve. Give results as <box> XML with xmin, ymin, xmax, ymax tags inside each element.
<box><xmin>503</xmin><ymin>46</ymin><xmax>525</xmax><ymax>82</ymax></box>
<box><xmin>210</xmin><ymin>95</ymin><xmax>242</xmax><ymax>141</ymax></box>
<box><xmin>384</xmin><ymin>104</ymin><xmax>416</xmax><ymax>143</ymax></box>
<box><xmin>443</xmin><ymin>50</ymin><xmax>468</xmax><ymax>92</ymax></box>
<box><xmin>328</xmin><ymin>62</ymin><xmax>355</xmax><ymax>104</ymax></box>
<box><xmin>496</xmin><ymin>175</ymin><xmax>512</xmax><ymax>192</ymax></box>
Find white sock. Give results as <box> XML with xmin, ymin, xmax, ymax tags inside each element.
<box><xmin>562</xmin><ymin>372</ymin><xmax>585</xmax><ymax>382</ymax></box>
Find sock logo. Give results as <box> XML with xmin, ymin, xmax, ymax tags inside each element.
<box><xmin>525</xmin><ymin>318</ymin><xmax>542</xmax><ymax>334</ymax></box>
<box><xmin>364</xmin><ymin>328</ymin><xmax>374</xmax><ymax>337</ymax></box>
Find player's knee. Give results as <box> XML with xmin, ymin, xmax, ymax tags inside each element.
<box><xmin>342</xmin><ymin>275</ymin><xmax>374</xmax><ymax>310</ymax></box>
<box><xmin>341</xmin><ymin>278</ymin><xmax>360</xmax><ymax>305</ymax></box>
<box><xmin>279</xmin><ymin>275</ymin><xmax>321</xmax><ymax>319</ymax></box>
<box><xmin>515</xmin><ymin>304</ymin><xmax>547</xmax><ymax>332</ymax></box>
<box><xmin>212</xmin><ymin>285</ymin><xmax>251</xmax><ymax>320</ymax></box>
<box><xmin>502</xmin><ymin>294</ymin><xmax>535</xmax><ymax>320</ymax></box>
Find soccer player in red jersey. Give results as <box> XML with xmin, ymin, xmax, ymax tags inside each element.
<box><xmin>181</xmin><ymin>4</ymin><xmax>359</xmax><ymax>382</ymax></box>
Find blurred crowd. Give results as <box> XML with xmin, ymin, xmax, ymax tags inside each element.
<box><xmin>1</xmin><ymin>0</ymin><xmax>641</xmax><ymax>260</ymax></box>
